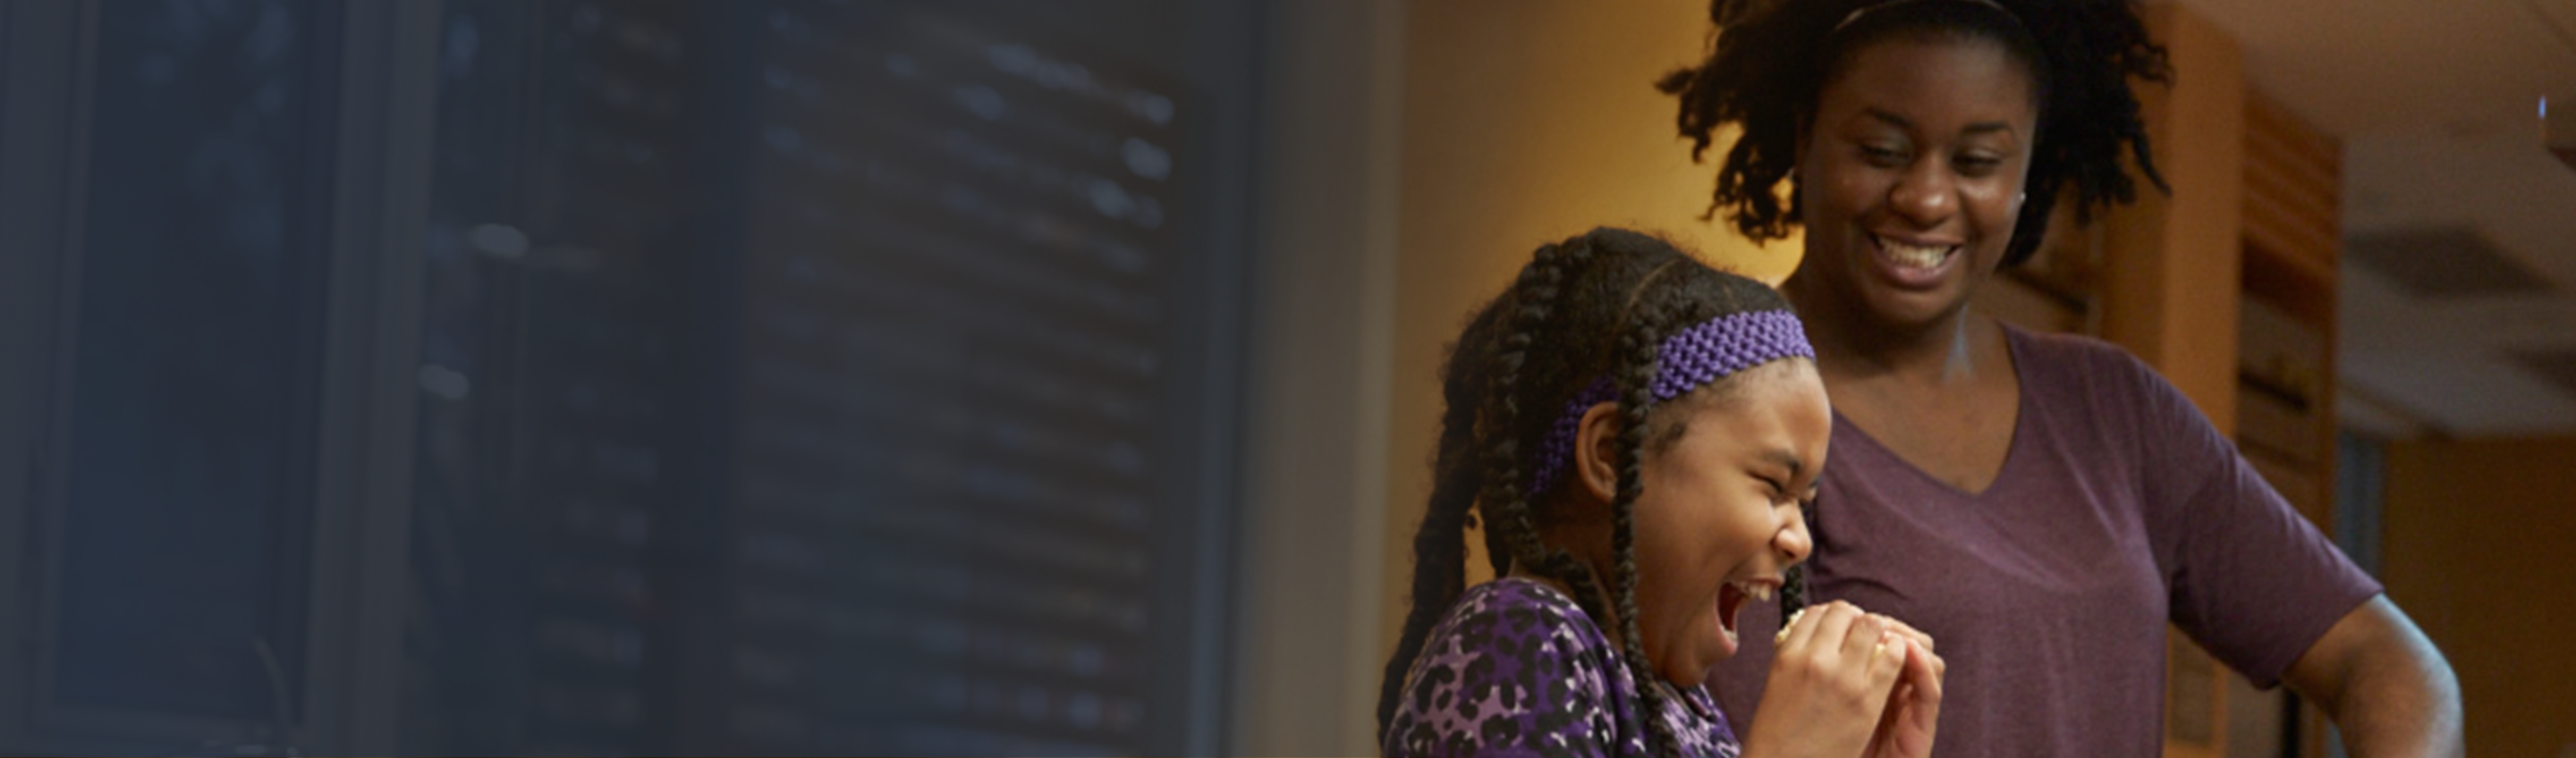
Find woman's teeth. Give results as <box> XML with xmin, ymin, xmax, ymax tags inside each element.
<box><xmin>1730</xmin><ymin>580</ymin><xmax>1773</xmax><ymax>602</ymax></box>
<box><xmin>1877</xmin><ymin>236</ymin><xmax>1955</xmax><ymax>269</ymax></box>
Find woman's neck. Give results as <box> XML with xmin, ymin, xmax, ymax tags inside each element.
<box><xmin>1783</xmin><ymin>274</ymin><xmax>1994</xmax><ymax>389</ymax></box>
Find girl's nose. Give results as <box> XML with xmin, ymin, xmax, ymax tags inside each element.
<box><xmin>1775</xmin><ymin>507</ymin><xmax>1813</xmax><ymax>566</ymax></box>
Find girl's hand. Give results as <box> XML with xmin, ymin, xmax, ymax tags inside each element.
<box><xmin>1865</xmin><ymin>618</ymin><xmax>1943</xmax><ymax>758</ymax></box>
<box><xmin>1738</xmin><ymin>601</ymin><xmax>1920</xmax><ymax>758</ymax></box>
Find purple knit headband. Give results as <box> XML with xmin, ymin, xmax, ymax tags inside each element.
<box><xmin>1527</xmin><ymin>309</ymin><xmax>1815</xmax><ymax>494</ymax></box>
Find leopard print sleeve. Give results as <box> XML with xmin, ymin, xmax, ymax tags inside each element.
<box><xmin>1383</xmin><ymin>578</ymin><xmax>1632</xmax><ymax>758</ymax></box>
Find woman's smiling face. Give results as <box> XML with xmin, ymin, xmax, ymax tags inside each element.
<box><xmin>1794</xmin><ymin>33</ymin><xmax>2039</xmax><ymax>331</ymax></box>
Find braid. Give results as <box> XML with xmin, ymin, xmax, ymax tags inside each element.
<box><xmin>1485</xmin><ymin>240</ymin><xmax>1606</xmax><ymax>611</ymax></box>
<box><xmin>1487</xmin><ymin>235</ymin><xmax>1595</xmax><ymax>580</ymax></box>
<box><xmin>1610</xmin><ymin>296</ymin><xmax>1685</xmax><ymax>758</ymax></box>
<box><xmin>1481</xmin><ymin>507</ymin><xmax>1514</xmax><ymax>579</ymax></box>
<box><xmin>1476</xmin><ymin>237</ymin><xmax>1628</xmax><ymax>745</ymax></box>
<box><xmin>1377</xmin><ymin>238</ymin><xmax>1601</xmax><ymax>743</ymax></box>
<box><xmin>1374</xmin><ymin>305</ymin><xmax>1495</xmax><ymax>740</ymax></box>
<box><xmin>1481</xmin><ymin>253</ymin><xmax>1556</xmax><ymax>572</ymax></box>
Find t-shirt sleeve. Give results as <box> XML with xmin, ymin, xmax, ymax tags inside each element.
<box><xmin>1385</xmin><ymin>586</ymin><xmax>1623</xmax><ymax>758</ymax></box>
<box><xmin>2122</xmin><ymin>350</ymin><xmax>2383</xmax><ymax>687</ymax></box>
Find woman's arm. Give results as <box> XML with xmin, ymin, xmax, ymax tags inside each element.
<box><xmin>2280</xmin><ymin>594</ymin><xmax>2463</xmax><ymax>758</ymax></box>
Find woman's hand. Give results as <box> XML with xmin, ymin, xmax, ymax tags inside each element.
<box><xmin>1865</xmin><ymin>618</ymin><xmax>1943</xmax><ymax>758</ymax></box>
<box><xmin>1739</xmin><ymin>601</ymin><xmax>1939</xmax><ymax>758</ymax></box>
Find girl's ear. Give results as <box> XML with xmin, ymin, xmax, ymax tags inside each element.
<box><xmin>1572</xmin><ymin>401</ymin><xmax>1623</xmax><ymax>507</ymax></box>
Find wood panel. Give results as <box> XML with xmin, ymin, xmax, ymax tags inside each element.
<box><xmin>2240</xmin><ymin>90</ymin><xmax>2342</xmax><ymax>324</ymax></box>
<box><xmin>2237</xmin><ymin>88</ymin><xmax>2343</xmax><ymax>758</ymax></box>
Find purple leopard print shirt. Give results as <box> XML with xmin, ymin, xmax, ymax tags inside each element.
<box><xmin>1385</xmin><ymin>577</ymin><xmax>1743</xmax><ymax>758</ymax></box>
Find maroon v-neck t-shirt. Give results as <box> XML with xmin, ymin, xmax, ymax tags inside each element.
<box><xmin>1710</xmin><ymin>326</ymin><xmax>2379</xmax><ymax>756</ymax></box>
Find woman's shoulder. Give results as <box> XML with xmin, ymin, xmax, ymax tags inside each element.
<box><xmin>1997</xmin><ymin>319</ymin><xmax>2224</xmax><ymax>476</ymax></box>
<box><xmin>2000</xmin><ymin>321</ymin><xmax>2166</xmax><ymax>398</ymax></box>
<box><xmin>2002</xmin><ymin>321</ymin><xmax>2142</xmax><ymax>369</ymax></box>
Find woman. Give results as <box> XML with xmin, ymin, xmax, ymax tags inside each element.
<box><xmin>1376</xmin><ymin>228</ymin><xmax>1943</xmax><ymax>758</ymax></box>
<box><xmin>1657</xmin><ymin>0</ymin><xmax>2462</xmax><ymax>754</ymax></box>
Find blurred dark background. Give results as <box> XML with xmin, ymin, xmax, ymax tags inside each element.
<box><xmin>0</xmin><ymin>0</ymin><xmax>1271</xmax><ymax>754</ymax></box>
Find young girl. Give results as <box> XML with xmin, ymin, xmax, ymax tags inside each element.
<box><xmin>1659</xmin><ymin>0</ymin><xmax>2461</xmax><ymax>754</ymax></box>
<box><xmin>1377</xmin><ymin>227</ymin><xmax>1944</xmax><ymax>758</ymax></box>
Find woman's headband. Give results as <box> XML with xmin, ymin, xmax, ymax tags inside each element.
<box><xmin>1527</xmin><ymin>309</ymin><xmax>1815</xmax><ymax>494</ymax></box>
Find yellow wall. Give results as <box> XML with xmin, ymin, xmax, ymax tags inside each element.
<box><xmin>2384</xmin><ymin>435</ymin><xmax>2576</xmax><ymax>757</ymax></box>
<box><xmin>1385</xmin><ymin>0</ymin><xmax>1793</xmax><ymax>660</ymax></box>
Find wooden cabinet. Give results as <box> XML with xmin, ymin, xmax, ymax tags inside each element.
<box><xmin>2239</xmin><ymin>90</ymin><xmax>2344</xmax><ymax>531</ymax></box>
<box><xmin>2236</xmin><ymin>88</ymin><xmax>2346</xmax><ymax>758</ymax></box>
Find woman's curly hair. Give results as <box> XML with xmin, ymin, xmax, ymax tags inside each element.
<box><xmin>1657</xmin><ymin>0</ymin><xmax>2173</xmax><ymax>266</ymax></box>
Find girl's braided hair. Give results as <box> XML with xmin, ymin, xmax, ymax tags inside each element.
<box><xmin>1657</xmin><ymin>0</ymin><xmax>2173</xmax><ymax>267</ymax></box>
<box><xmin>1377</xmin><ymin>227</ymin><xmax>1799</xmax><ymax>757</ymax></box>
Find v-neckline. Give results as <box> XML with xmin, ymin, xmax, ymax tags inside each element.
<box><xmin>1828</xmin><ymin>325</ymin><xmax>2035</xmax><ymax>500</ymax></box>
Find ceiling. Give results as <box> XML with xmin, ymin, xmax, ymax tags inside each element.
<box><xmin>2168</xmin><ymin>0</ymin><xmax>2576</xmax><ymax>438</ymax></box>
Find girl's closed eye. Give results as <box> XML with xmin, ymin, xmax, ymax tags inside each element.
<box><xmin>1757</xmin><ymin>475</ymin><xmax>1795</xmax><ymax>505</ymax></box>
